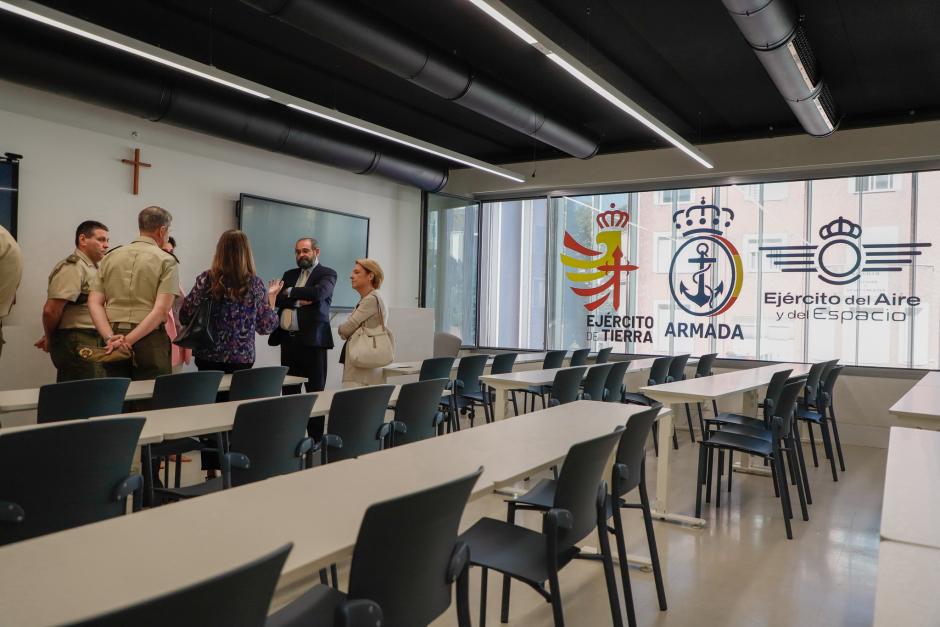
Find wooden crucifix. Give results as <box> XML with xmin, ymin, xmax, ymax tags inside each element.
<box><xmin>121</xmin><ymin>148</ymin><xmax>151</xmax><ymax>195</ymax></box>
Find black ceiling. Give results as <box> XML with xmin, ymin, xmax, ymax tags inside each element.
<box><xmin>20</xmin><ymin>0</ymin><xmax>940</xmax><ymax>166</ymax></box>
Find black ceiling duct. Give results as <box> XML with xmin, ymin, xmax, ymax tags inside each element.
<box><xmin>0</xmin><ymin>15</ymin><xmax>448</xmax><ymax>191</ymax></box>
<box><xmin>723</xmin><ymin>0</ymin><xmax>840</xmax><ymax>137</ymax></box>
<box><xmin>240</xmin><ymin>0</ymin><xmax>601</xmax><ymax>159</ymax></box>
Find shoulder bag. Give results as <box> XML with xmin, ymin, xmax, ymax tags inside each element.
<box><xmin>173</xmin><ymin>297</ymin><xmax>215</xmax><ymax>350</ymax></box>
<box><xmin>346</xmin><ymin>295</ymin><xmax>395</xmax><ymax>369</ymax></box>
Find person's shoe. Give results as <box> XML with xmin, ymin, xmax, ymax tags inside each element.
<box><xmin>167</xmin><ymin>454</ymin><xmax>192</xmax><ymax>462</ymax></box>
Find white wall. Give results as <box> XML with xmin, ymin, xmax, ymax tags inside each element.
<box><xmin>0</xmin><ymin>79</ymin><xmax>423</xmax><ymax>397</ymax></box>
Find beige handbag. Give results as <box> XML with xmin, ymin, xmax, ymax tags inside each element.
<box><xmin>346</xmin><ymin>296</ymin><xmax>395</xmax><ymax>369</ymax></box>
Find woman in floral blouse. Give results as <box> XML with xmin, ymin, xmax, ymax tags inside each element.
<box><xmin>179</xmin><ymin>229</ymin><xmax>281</xmax><ymax>372</ymax></box>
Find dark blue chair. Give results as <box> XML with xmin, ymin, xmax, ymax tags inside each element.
<box><xmin>317</xmin><ymin>385</ymin><xmax>396</xmax><ymax>464</ymax></box>
<box><xmin>569</xmin><ymin>348</ymin><xmax>590</xmax><ymax>366</ymax></box>
<box><xmin>228</xmin><ymin>366</ymin><xmax>289</xmax><ymax>401</ymax></box>
<box><xmin>37</xmin><ymin>377</ymin><xmax>130</xmax><ymax>424</ymax></box>
<box><xmin>581</xmin><ymin>364</ymin><xmax>613</xmax><ymax>401</ymax></box>
<box><xmin>595</xmin><ymin>347</ymin><xmax>613</xmax><ymax>363</ymax></box>
<box><xmin>386</xmin><ymin>378</ymin><xmax>450</xmax><ymax>446</ymax></box>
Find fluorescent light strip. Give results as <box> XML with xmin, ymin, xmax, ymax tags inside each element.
<box><xmin>0</xmin><ymin>0</ymin><xmax>270</xmax><ymax>99</ymax></box>
<box><xmin>466</xmin><ymin>0</ymin><xmax>537</xmax><ymax>44</ymax></box>
<box><xmin>287</xmin><ymin>104</ymin><xmax>526</xmax><ymax>182</ymax></box>
<box><xmin>545</xmin><ymin>54</ymin><xmax>713</xmax><ymax>169</ymax></box>
<box><xmin>0</xmin><ymin>0</ymin><xmax>527</xmax><ymax>183</ymax></box>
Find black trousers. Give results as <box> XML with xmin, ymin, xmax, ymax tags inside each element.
<box><xmin>279</xmin><ymin>335</ymin><xmax>329</xmax><ymax>392</ymax></box>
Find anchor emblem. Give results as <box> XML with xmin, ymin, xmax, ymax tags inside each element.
<box><xmin>679</xmin><ymin>243</ymin><xmax>725</xmax><ymax>309</ymax></box>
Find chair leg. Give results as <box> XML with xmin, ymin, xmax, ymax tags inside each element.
<box><xmin>695</xmin><ymin>445</ymin><xmax>707</xmax><ymax>518</ymax></box>
<box><xmin>500</xmin><ymin>503</ymin><xmax>515</xmax><ymax>623</ymax></box>
<box><xmin>705</xmin><ymin>446</ymin><xmax>714</xmax><ymax>503</ymax></box>
<box><xmin>727</xmin><ymin>450</ymin><xmax>733</xmax><ymax>493</ymax></box>
<box><xmin>174</xmin><ymin>453</ymin><xmax>182</xmax><ymax>489</ymax></box>
<box><xmin>829</xmin><ymin>405</ymin><xmax>846</xmax><ymax>471</ymax></box>
<box><xmin>598</xmin><ymin>509</ymin><xmax>625</xmax><ymax>627</ymax></box>
<box><xmin>772</xmin><ymin>450</ymin><xmax>793</xmax><ymax>539</ymax></box>
<box><xmin>610</xmin><ymin>502</ymin><xmax>636</xmax><ymax>627</ymax></box>
<box><xmin>480</xmin><ymin>567</ymin><xmax>489</xmax><ymax>627</ymax></box>
<box><xmin>769</xmin><ymin>458</ymin><xmax>780</xmax><ymax>498</ymax></box>
<box><xmin>509</xmin><ymin>391</ymin><xmax>519</xmax><ymax>417</ymax></box>
<box><xmin>684</xmin><ymin>403</ymin><xmax>696</xmax><ymax>443</ymax></box>
<box><xmin>547</xmin><ymin>570</ymin><xmax>565</xmax><ymax>627</ymax></box>
<box><xmin>712</xmin><ymin>399</ymin><xmax>719</xmax><ymax>417</ymax></box>
<box><xmin>820</xmin><ymin>420</ymin><xmax>839</xmax><ymax>482</ymax></box>
<box><xmin>330</xmin><ymin>564</ymin><xmax>338</xmax><ymax>588</ymax></box>
<box><xmin>671</xmin><ymin>425</ymin><xmax>679</xmax><ymax>450</ymax></box>
<box><xmin>457</xmin><ymin>564</ymin><xmax>473</xmax><ymax>627</ymax></box>
<box><xmin>786</xmin><ymin>439</ymin><xmax>809</xmax><ymax>521</ymax></box>
<box><xmin>651</xmin><ymin>422</ymin><xmax>659</xmax><ymax>457</ymax></box>
<box><xmin>793</xmin><ymin>421</ymin><xmax>813</xmax><ymax>505</ymax></box>
<box><xmin>716</xmin><ymin>450</ymin><xmax>723</xmax><ymax>508</ymax></box>
<box><xmin>697</xmin><ymin>403</ymin><xmax>707</xmax><ymax>441</ymax></box>
<box><xmin>319</xmin><ymin>569</ymin><xmax>328</xmax><ymax>585</ymax></box>
<box><xmin>806</xmin><ymin>422</ymin><xmax>819</xmax><ymax>467</ymax></box>
<box><xmin>639</xmin><ymin>477</ymin><xmax>667</xmax><ymax>611</ymax></box>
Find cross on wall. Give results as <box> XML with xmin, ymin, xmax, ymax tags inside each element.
<box><xmin>121</xmin><ymin>147</ymin><xmax>151</xmax><ymax>195</ymax></box>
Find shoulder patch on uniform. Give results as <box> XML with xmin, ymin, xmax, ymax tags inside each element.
<box><xmin>65</xmin><ymin>254</ymin><xmax>79</xmax><ymax>264</ymax></box>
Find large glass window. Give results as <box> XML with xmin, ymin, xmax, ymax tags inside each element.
<box><xmin>424</xmin><ymin>193</ymin><xmax>478</xmax><ymax>345</ymax></box>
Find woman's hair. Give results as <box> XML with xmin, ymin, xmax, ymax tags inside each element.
<box><xmin>356</xmin><ymin>258</ymin><xmax>384</xmax><ymax>289</ymax></box>
<box><xmin>208</xmin><ymin>230</ymin><xmax>257</xmax><ymax>301</ymax></box>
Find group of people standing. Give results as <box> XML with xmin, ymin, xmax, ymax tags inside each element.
<box><xmin>1</xmin><ymin>205</ymin><xmax>389</xmax><ymax>390</ymax></box>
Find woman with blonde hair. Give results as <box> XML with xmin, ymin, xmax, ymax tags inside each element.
<box><xmin>338</xmin><ymin>258</ymin><xmax>392</xmax><ymax>387</ymax></box>
<box><xmin>179</xmin><ymin>229</ymin><xmax>281</xmax><ymax>372</ymax></box>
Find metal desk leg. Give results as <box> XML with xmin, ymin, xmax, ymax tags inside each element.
<box><xmin>491</xmin><ymin>384</ymin><xmax>509</xmax><ymax>421</ymax></box>
<box><xmin>733</xmin><ymin>389</ymin><xmax>772</xmax><ymax>477</ymax></box>
<box><xmin>651</xmin><ymin>405</ymin><xmax>707</xmax><ymax>527</ymax></box>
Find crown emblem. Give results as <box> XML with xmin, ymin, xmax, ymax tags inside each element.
<box><xmin>819</xmin><ymin>216</ymin><xmax>862</xmax><ymax>240</ymax></box>
<box><xmin>673</xmin><ymin>197</ymin><xmax>735</xmax><ymax>237</ymax></box>
<box><xmin>596</xmin><ymin>203</ymin><xmax>629</xmax><ymax>230</ymax></box>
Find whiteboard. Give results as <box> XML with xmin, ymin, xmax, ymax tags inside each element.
<box><xmin>238</xmin><ymin>194</ymin><xmax>369</xmax><ymax>309</ymax></box>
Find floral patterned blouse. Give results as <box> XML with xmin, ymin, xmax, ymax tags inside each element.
<box><xmin>179</xmin><ymin>271</ymin><xmax>278</xmax><ymax>363</ymax></box>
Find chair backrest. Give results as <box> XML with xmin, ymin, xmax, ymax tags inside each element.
<box><xmin>543</xmin><ymin>350</ymin><xmax>567</xmax><ymax>369</ymax></box>
<box><xmin>603</xmin><ymin>361</ymin><xmax>631</xmax><ymax>403</ymax></box>
<box><xmin>348</xmin><ymin>468</ymin><xmax>481</xmax><ymax>627</ymax></box>
<box><xmin>666</xmin><ymin>354</ymin><xmax>690</xmax><ymax>382</ymax></box>
<box><xmin>613</xmin><ymin>405</ymin><xmax>661</xmax><ymax>496</ymax></box>
<box><xmin>151</xmin><ymin>371</ymin><xmax>224</xmax><ymax>410</ymax></box>
<box><xmin>433</xmin><ymin>332</ymin><xmax>462</xmax><ymax>358</ymax></box>
<box><xmin>392</xmin><ymin>378</ymin><xmax>449</xmax><ymax>446</ymax></box>
<box><xmin>419</xmin><ymin>356</ymin><xmax>455</xmax><ymax>381</ymax></box>
<box><xmin>695</xmin><ymin>353</ymin><xmax>717</xmax><ymax>378</ymax></box>
<box><xmin>569</xmin><ymin>348</ymin><xmax>590</xmax><ymax>366</ymax></box>
<box><xmin>37</xmin><ymin>378</ymin><xmax>130</xmax><ymax>424</ymax></box>
<box><xmin>550</xmin><ymin>367</ymin><xmax>587</xmax><ymax>405</ymax></box>
<box><xmin>648</xmin><ymin>356</ymin><xmax>673</xmax><ymax>385</ymax></box>
<box><xmin>581</xmin><ymin>364</ymin><xmax>613</xmax><ymax>401</ymax></box>
<box><xmin>802</xmin><ymin>361</ymin><xmax>829</xmax><ymax>405</ymax></box>
<box><xmin>595</xmin><ymin>347</ymin><xmax>613</xmax><ymax>364</ymax></box>
<box><xmin>67</xmin><ymin>543</ymin><xmax>292</xmax><ymax>627</ymax></box>
<box><xmin>820</xmin><ymin>364</ymin><xmax>843</xmax><ymax>409</ymax></box>
<box><xmin>553</xmin><ymin>428</ymin><xmax>624</xmax><ymax>548</ymax></box>
<box><xmin>761</xmin><ymin>368</ymin><xmax>794</xmax><ymax>423</ymax></box>
<box><xmin>228</xmin><ymin>394</ymin><xmax>317</xmax><ymax>487</ymax></box>
<box><xmin>454</xmin><ymin>354</ymin><xmax>489</xmax><ymax>396</ymax></box>
<box><xmin>228</xmin><ymin>366</ymin><xmax>289</xmax><ymax>402</ymax></box>
<box><xmin>0</xmin><ymin>417</ymin><xmax>144</xmax><ymax>546</ymax></box>
<box><xmin>489</xmin><ymin>352</ymin><xmax>518</xmax><ymax>375</ymax></box>
<box><xmin>325</xmin><ymin>385</ymin><xmax>396</xmax><ymax>462</ymax></box>
<box><xmin>773</xmin><ymin>377</ymin><xmax>807</xmax><ymax>435</ymax></box>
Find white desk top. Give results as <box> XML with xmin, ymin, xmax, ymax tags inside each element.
<box><xmin>0</xmin><ymin>400</ymin><xmax>661</xmax><ymax>627</ymax></box>
<box><xmin>640</xmin><ymin>362</ymin><xmax>812</xmax><ymax>403</ymax></box>
<box><xmin>479</xmin><ymin>357</ymin><xmax>664</xmax><ymax>388</ymax></box>
<box><xmin>0</xmin><ymin>374</ymin><xmax>308</xmax><ymax>414</ymax></box>
<box><xmin>383</xmin><ymin>352</ymin><xmax>555</xmax><ymax>376</ymax></box>
<box><xmin>880</xmin><ymin>427</ymin><xmax>940</xmax><ymax>549</ymax></box>
<box><xmin>889</xmin><ymin>373</ymin><xmax>940</xmax><ymax>423</ymax></box>
<box><xmin>873</xmin><ymin>540</ymin><xmax>940</xmax><ymax>627</ymax></box>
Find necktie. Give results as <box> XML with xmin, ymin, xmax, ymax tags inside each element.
<box><xmin>281</xmin><ymin>269</ymin><xmax>309</xmax><ymax>331</ymax></box>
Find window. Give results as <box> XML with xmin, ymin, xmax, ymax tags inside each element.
<box><xmin>654</xmin><ymin>188</ymin><xmax>692</xmax><ymax>205</ymax></box>
<box><xmin>853</xmin><ymin>174</ymin><xmax>896</xmax><ymax>193</ymax></box>
<box><xmin>744</xmin><ymin>234</ymin><xmax>786</xmax><ymax>273</ymax></box>
<box><xmin>653</xmin><ymin>233</ymin><xmax>672</xmax><ymax>273</ymax></box>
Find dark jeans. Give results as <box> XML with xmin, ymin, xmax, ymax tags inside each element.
<box><xmin>195</xmin><ymin>358</ymin><xmax>253</xmax><ymax>471</ymax></box>
<box><xmin>279</xmin><ymin>334</ymin><xmax>328</xmax><ymax>392</ymax></box>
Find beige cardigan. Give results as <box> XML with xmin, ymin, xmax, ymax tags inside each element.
<box><xmin>338</xmin><ymin>290</ymin><xmax>389</xmax><ymax>386</ymax></box>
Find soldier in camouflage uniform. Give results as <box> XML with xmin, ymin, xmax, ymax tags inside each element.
<box><xmin>88</xmin><ymin>207</ymin><xmax>179</xmax><ymax>380</ymax></box>
<box><xmin>35</xmin><ymin>221</ymin><xmax>110</xmax><ymax>381</ymax></box>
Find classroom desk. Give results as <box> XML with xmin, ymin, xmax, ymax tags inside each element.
<box><xmin>889</xmin><ymin>371</ymin><xmax>940</xmax><ymax>430</ymax></box>
<box><xmin>0</xmin><ymin>400</ymin><xmax>659</xmax><ymax>627</ymax></box>
<box><xmin>872</xmin><ymin>540</ymin><xmax>940</xmax><ymax>627</ymax></box>
<box><xmin>640</xmin><ymin>362</ymin><xmax>812</xmax><ymax>527</ymax></box>
<box><xmin>879</xmin><ymin>427</ymin><xmax>940</xmax><ymax>549</ymax></box>
<box><xmin>0</xmin><ymin>374</ymin><xmax>309</xmax><ymax>414</ymax></box>
<box><xmin>380</xmin><ymin>352</ymin><xmax>563</xmax><ymax>382</ymax></box>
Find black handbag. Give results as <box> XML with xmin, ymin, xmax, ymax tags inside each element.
<box><xmin>173</xmin><ymin>298</ymin><xmax>215</xmax><ymax>350</ymax></box>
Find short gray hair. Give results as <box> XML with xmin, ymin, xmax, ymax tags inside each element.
<box><xmin>296</xmin><ymin>237</ymin><xmax>319</xmax><ymax>250</ymax></box>
<box><xmin>138</xmin><ymin>206</ymin><xmax>172</xmax><ymax>232</ymax></box>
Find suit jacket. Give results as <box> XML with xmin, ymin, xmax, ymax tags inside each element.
<box><xmin>268</xmin><ymin>264</ymin><xmax>337</xmax><ymax>349</ymax></box>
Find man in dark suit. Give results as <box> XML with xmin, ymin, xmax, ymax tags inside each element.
<box><xmin>269</xmin><ymin>237</ymin><xmax>337</xmax><ymax>392</ymax></box>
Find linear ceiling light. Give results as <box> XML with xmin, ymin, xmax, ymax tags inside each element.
<box><xmin>467</xmin><ymin>0</ymin><xmax>714</xmax><ymax>169</ymax></box>
<box><xmin>0</xmin><ymin>0</ymin><xmax>527</xmax><ymax>184</ymax></box>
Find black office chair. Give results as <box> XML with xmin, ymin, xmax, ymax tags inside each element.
<box><xmin>156</xmin><ymin>395</ymin><xmax>316</xmax><ymax>501</ymax></box>
<box><xmin>37</xmin><ymin>377</ymin><xmax>130</xmax><ymax>423</ymax></box>
<box><xmin>267</xmin><ymin>469</ymin><xmax>482</xmax><ymax>627</ymax></box>
<box><xmin>696</xmin><ymin>377</ymin><xmax>808</xmax><ymax>539</ymax></box>
<box><xmin>385</xmin><ymin>378</ymin><xmax>450</xmax><ymax>446</ymax></box>
<box><xmin>793</xmin><ymin>360</ymin><xmax>831</xmax><ymax>470</ymax></box>
<box><xmin>459</xmin><ymin>429</ymin><xmax>625</xmax><ymax>627</ymax></box>
<box><xmin>595</xmin><ymin>347</ymin><xmax>613</xmax><ymax>364</ymax></box>
<box><xmin>689</xmin><ymin>353</ymin><xmax>719</xmax><ymax>433</ymax></box>
<box><xmin>507</xmin><ymin>406</ymin><xmax>667</xmax><ymax>627</ymax></box>
<box><xmin>66</xmin><ymin>544</ymin><xmax>308</xmax><ymax>627</ymax></box>
<box><xmin>449</xmin><ymin>354</ymin><xmax>491</xmax><ymax>427</ymax></box>
<box><xmin>548</xmin><ymin>367</ymin><xmax>588</xmax><ymax>407</ymax></box>
<box><xmin>602</xmin><ymin>361</ymin><xmax>631</xmax><ymax>403</ymax></box>
<box><xmin>149</xmin><ymin>371</ymin><xmax>225</xmax><ymax>492</ymax></box>
<box><xmin>228</xmin><ymin>366</ymin><xmax>289</xmax><ymax>401</ymax></box>
<box><xmin>623</xmin><ymin>356</ymin><xmax>674</xmax><ymax>453</ymax></box>
<box><xmin>419</xmin><ymin>356</ymin><xmax>455</xmax><ymax>381</ymax></box>
<box><xmin>0</xmin><ymin>417</ymin><xmax>144</xmax><ymax>546</ymax></box>
<box><xmin>797</xmin><ymin>361</ymin><xmax>843</xmax><ymax>482</ymax></box>
<box><xmin>489</xmin><ymin>353</ymin><xmax>519</xmax><ymax>418</ymax></box>
<box><xmin>569</xmin><ymin>348</ymin><xmax>590</xmax><ymax>366</ymax></box>
<box><xmin>581</xmin><ymin>363</ymin><xmax>613</xmax><ymax>401</ymax></box>
<box><xmin>316</xmin><ymin>385</ymin><xmax>396</xmax><ymax>464</ymax></box>
<box><xmin>515</xmin><ymin>350</ymin><xmax>567</xmax><ymax>412</ymax></box>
